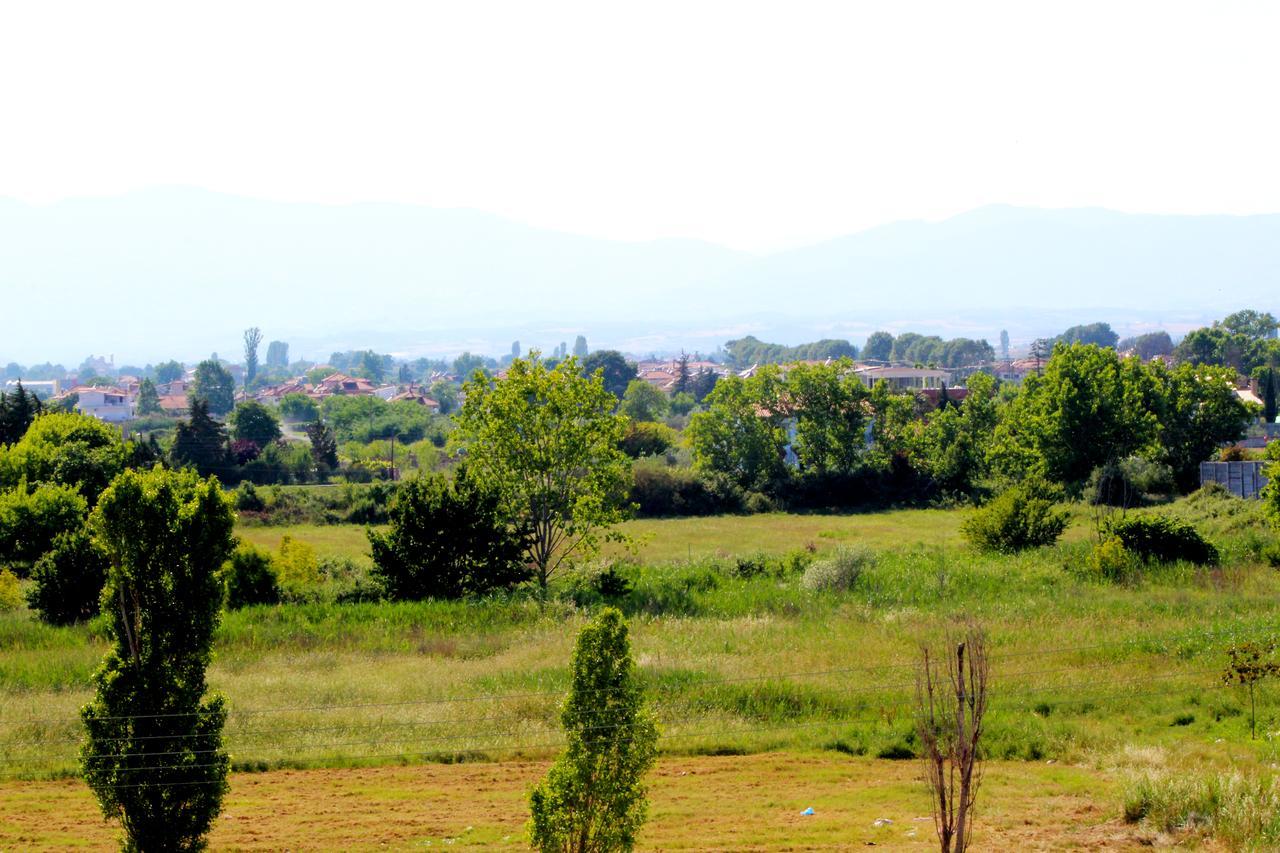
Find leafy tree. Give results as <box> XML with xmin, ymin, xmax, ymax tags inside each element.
<box><xmin>0</xmin><ymin>412</ymin><xmax>127</xmax><ymax>501</ymax></box>
<box><xmin>369</xmin><ymin>472</ymin><xmax>529</xmax><ymax>600</ymax></box>
<box><xmin>0</xmin><ymin>483</ymin><xmax>88</xmax><ymax>572</ymax></box>
<box><xmin>863</xmin><ymin>331</ymin><xmax>894</xmax><ymax>362</ymax></box>
<box><xmin>429</xmin><ymin>380</ymin><xmax>459</xmax><ymax>415</ymax></box>
<box><xmin>917</xmin><ymin>372</ymin><xmax>1000</xmax><ymax>495</ymax></box>
<box><xmin>785</xmin><ymin>360</ymin><xmax>869</xmax><ymax>476</ymax></box>
<box><xmin>1148</xmin><ymin>362</ymin><xmax>1252</xmax><ymax>491</ymax></box>
<box><xmin>1220</xmin><ymin>309</ymin><xmax>1279</xmax><ymax>341</ymax></box>
<box><xmin>136</xmin><ymin>378</ymin><xmax>161</xmax><ymax>416</ymax></box>
<box><xmin>220</xmin><ymin>544</ymin><xmax>280</xmax><ymax>609</ymax></box>
<box><xmin>305</xmin><ymin>420</ymin><xmax>339</xmax><ymax>477</ymax></box>
<box><xmin>82</xmin><ymin>466</ymin><xmax>235</xmax><ymax>853</ymax></box>
<box><xmin>672</xmin><ymin>352</ymin><xmax>692</xmax><ymax>395</ymax></box>
<box><xmin>620</xmin><ymin>380</ymin><xmax>668</xmax><ymax>422</ymax></box>
<box><xmin>26</xmin><ymin>528</ymin><xmax>108</xmax><ymax>625</ymax></box>
<box><xmin>154</xmin><ymin>360</ymin><xmax>184</xmax><ymax>385</ymax></box>
<box><xmin>170</xmin><ymin>400</ymin><xmax>231</xmax><ymax>478</ymax></box>
<box><xmin>511</xmin><ymin>340</ymin><xmax>521</xmax><ymax>359</ymax></box>
<box><xmin>619</xmin><ymin>421</ymin><xmax>677</xmax><ymax>458</ymax></box>
<box><xmin>961</xmin><ymin>485</ymin><xmax>1068</xmax><ymax>552</ymax></box>
<box><xmin>572</xmin><ymin>335</ymin><xmax>588</xmax><ymax>358</ymax></box>
<box><xmin>242</xmin><ymin>327</ymin><xmax>263</xmax><ymax>387</ymax></box>
<box><xmin>452</xmin><ymin>351</ymin><xmax>487</xmax><ymax>379</ymax></box>
<box><xmin>690</xmin><ymin>368</ymin><xmax>719</xmax><ymax>403</ymax></box>
<box><xmin>264</xmin><ymin>340</ymin><xmax>289</xmax><ymax>369</ymax></box>
<box><xmin>0</xmin><ymin>381</ymin><xmax>44</xmax><ymax>445</ymax></box>
<box><xmin>669</xmin><ymin>391</ymin><xmax>696</xmax><ymax>416</ymax></box>
<box><xmin>529</xmin><ymin>608</ymin><xmax>657</xmax><ymax>852</ymax></box>
<box><xmin>1222</xmin><ymin>641</ymin><xmax>1280</xmax><ymax>740</ymax></box>
<box><xmin>455</xmin><ymin>355</ymin><xmax>631</xmax><ymax>590</ymax></box>
<box><xmin>722</xmin><ymin>335</ymin><xmax>857</xmax><ymax>368</ymax></box>
<box><xmin>228</xmin><ymin>401</ymin><xmax>282</xmax><ymax>448</ymax></box>
<box><xmin>358</xmin><ymin>350</ymin><xmax>387</xmax><ymax>383</ymax></box>
<box><xmin>190</xmin><ymin>360</ymin><xmax>235</xmax><ymax>416</ymax></box>
<box><xmin>990</xmin><ymin>344</ymin><xmax>1158</xmax><ymax>491</ymax></box>
<box><xmin>1058</xmin><ymin>321</ymin><xmax>1119</xmax><ymax>349</ymax></box>
<box><xmin>687</xmin><ymin>369</ymin><xmax>786</xmax><ymax>492</ymax></box>
<box><xmin>999</xmin><ymin>330</ymin><xmax>1010</xmax><ymax>361</ymax></box>
<box><xmin>1130</xmin><ymin>331</ymin><xmax>1174</xmax><ymax>360</ymax></box>
<box><xmin>581</xmin><ymin>350</ymin><xmax>637</xmax><ymax>400</ymax></box>
<box><xmin>278</xmin><ymin>392</ymin><xmax>319</xmax><ymax>422</ymax></box>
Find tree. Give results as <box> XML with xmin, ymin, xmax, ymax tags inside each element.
<box><xmin>863</xmin><ymin>331</ymin><xmax>894</xmax><ymax>362</ymax></box>
<box><xmin>81</xmin><ymin>467</ymin><xmax>235</xmax><ymax>853</ymax></box>
<box><xmin>511</xmin><ymin>340</ymin><xmax>521</xmax><ymax>359</ymax></box>
<box><xmin>26</xmin><ymin>528</ymin><xmax>108</xmax><ymax>625</ymax></box>
<box><xmin>302</xmin><ymin>420</ymin><xmax>338</xmax><ymax>477</ymax></box>
<box><xmin>915</xmin><ymin>628</ymin><xmax>989</xmax><ymax>853</ymax></box>
<box><xmin>1149</xmin><ymin>362</ymin><xmax>1252</xmax><ymax>492</ymax></box>
<box><xmin>228</xmin><ymin>401</ymin><xmax>282</xmax><ymax>448</ymax></box>
<box><xmin>0</xmin><ymin>412</ymin><xmax>128</xmax><ymax>502</ymax></box>
<box><xmin>265</xmin><ymin>340</ymin><xmax>289</xmax><ymax>369</ymax></box>
<box><xmin>358</xmin><ymin>350</ymin><xmax>387</xmax><ymax>383</ymax></box>
<box><xmin>917</xmin><ymin>372</ymin><xmax>1000</xmax><ymax>495</ymax></box>
<box><xmin>529</xmin><ymin>608</ymin><xmax>657</xmax><ymax>852</ymax></box>
<box><xmin>154</xmin><ymin>360</ymin><xmax>184</xmax><ymax>385</ymax></box>
<box><xmin>1261</xmin><ymin>367</ymin><xmax>1278</xmax><ymax>424</ymax></box>
<box><xmin>170</xmin><ymin>400</ymin><xmax>230</xmax><ymax>478</ymax></box>
<box><xmin>1058</xmin><ymin>321</ymin><xmax>1119</xmax><ymax>349</ymax></box>
<box><xmin>242</xmin><ymin>327</ymin><xmax>263</xmax><ymax>387</ymax></box>
<box><xmin>572</xmin><ymin>335</ymin><xmax>588</xmax><ymax>358</ymax></box>
<box><xmin>785</xmin><ymin>360</ymin><xmax>870</xmax><ymax>476</ymax></box>
<box><xmin>619</xmin><ymin>421</ymin><xmax>677</xmax><ymax>458</ymax></box>
<box><xmin>452</xmin><ymin>351</ymin><xmax>487</xmax><ymax>379</ymax></box>
<box><xmin>620</xmin><ymin>380</ymin><xmax>668</xmax><ymax>423</ymax></box>
<box><xmin>581</xmin><ymin>350</ymin><xmax>637</xmax><ymax>400</ymax></box>
<box><xmin>136</xmin><ymin>378</ymin><xmax>161</xmax><ymax>416</ymax></box>
<box><xmin>190</xmin><ymin>360</ymin><xmax>235</xmax><ymax>416</ymax></box>
<box><xmin>1220</xmin><ymin>309</ymin><xmax>1279</xmax><ymax>341</ymax></box>
<box><xmin>368</xmin><ymin>471</ymin><xmax>529</xmax><ymax>600</ymax></box>
<box><xmin>454</xmin><ymin>355</ymin><xmax>631</xmax><ymax>591</ymax></box>
<box><xmin>998</xmin><ymin>330</ymin><xmax>1010</xmax><ymax>361</ymax></box>
<box><xmin>0</xmin><ymin>483</ymin><xmax>88</xmax><ymax>572</ymax></box>
<box><xmin>1222</xmin><ymin>641</ymin><xmax>1280</xmax><ymax>740</ymax></box>
<box><xmin>690</xmin><ymin>369</ymin><xmax>719</xmax><ymax>403</ymax></box>
<box><xmin>429</xmin><ymin>380</ymin><xmax>459</xmax><ymax>415</ymax></box>
<box><xmin>0</xmin><ymin>381</ymin><xmax>43</xmax><ymax>445</ymax></box>
<box><xmin>278</xmin><ymin>392</ymin><xmax>319</xmax><ymax>422</ymax></box>
<box><xmin>1131</xmin><ymin>331</ymin><xmax>1174</xmax><ymax>361</ymax></box>
<box><xmin>687</xmin><ymin>370</ymin><xmax>786</xmax><ymax>492</ymax></box>
<box><xmin>672</xmin><ymin>352</ymin><xmax>692</xmax><ymax>395</ymax></box>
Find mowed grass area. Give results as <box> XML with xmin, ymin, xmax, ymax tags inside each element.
<box><xmin>0</xmin><ymin>753</ymin><xmax>1148</xmax><ymax>850</ymax></box>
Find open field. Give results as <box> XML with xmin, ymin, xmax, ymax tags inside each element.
<box><xmin>0</xmin><ymin>752</ymin><xmax>1153</xmax><ymax>850</ymax></box>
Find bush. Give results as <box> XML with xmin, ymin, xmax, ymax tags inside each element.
<box><xmin>275</xmin><ymin>535</ymin><xmax>321</xmax><ymax>599</ymax></box>
<box><xmin>235</xmin><ymin>481</ymin><xmax>266</xmax><ymax>512</ymax></box>
<box><xmin>1105</xmin><ymin>514</ymin><xmax>1219</xmax><ymax>566</ymax></box>
<box><xmin>0</xmin><ymin>568</ymin><xmax>22</xmax><ymax>612</ymax></box>
<box><xmin>1083</xmin><ymin>536</ymin><xmax>1140</xmax><ymax>583</ymax></box>
<box><xmin>0</xmin><ymin>483</ymin><xmax>89</xmax><ymax>574</ymax></box>
<box><xmin>961</xmin><ymin>486</ymin><xmax>1068</xmax><ymax>553</ymax></box>
<box><xmin>1087</xmin><ymin>457</ymin><xmax>1174</xmax><ymax>507</ymax></box>
<box><xmin>221</xmin><ymin>544</ymin><xmax>281</xmax><ymax>609</ymax></box>
<box><xmin>25</xmin><ymin>529</ymin><xmax>108</xmax><ymax>624</ymax></box>
<box><xmin>801</xmin><ymin>546</ymin><xmax>877</xmax><ymax>592</ymax></box>
<box><xmin>619</xmin><ymin>421</ymin><xmax>677</xmax><ymax>459</ymax></box>
<box><xmin>629</xmin><ymin>459</ymin><xmax>744</xmax><ymax>517</ymax></box>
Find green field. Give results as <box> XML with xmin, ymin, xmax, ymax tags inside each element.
<box><xmin>4</xmin><ymin>492</ymin><xmax>1280</xmax><ymax>846</ymax></box>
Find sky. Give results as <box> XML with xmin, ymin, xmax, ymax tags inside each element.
<box><xmin>2</xmin><ymin>1</ymin><xmax>1279</xmax><ymax>252</ymax></box>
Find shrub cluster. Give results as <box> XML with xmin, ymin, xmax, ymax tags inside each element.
<box><xmin>25</xmin><ymin>529</ymin><xmax>109</xmax><ymax>624</ymax></box>
<box><xmin>629</xmin><ymin>459</ymin><xmax>745</xmax><ymax>517</ymax></box>
<box><xmin>961</xmin><ymin>486</ymin><xmax>1068</xmax><ymax>553</ymax></box>
<box><xmin>801</xmin><ymin>546</ymin><xmax>877</xmax><ymax>592</ymax></box>
<box><xmin>233</xmin><ymin>482</ymin><xmax>399</xmax><ymax>526</ymax></box>
<box><xmin>1104</xmin><ymin>514</ymin><xmax>1219</xmax><ymax>566</ymax></box>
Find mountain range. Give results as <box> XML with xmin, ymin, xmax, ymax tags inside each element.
<box><xmin>1</xmin><ymin>189</ymin><xmax>1276</xmax><ymax>363</ymax></box>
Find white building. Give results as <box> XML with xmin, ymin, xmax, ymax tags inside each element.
<box><xmin>72</xmin><ymin>386</ymin><xmax>135</xmax><ymax>423</ymax></box>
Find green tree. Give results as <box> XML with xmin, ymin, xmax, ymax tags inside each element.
<box><xmin>228</xmin><ymin>401</ymin><xmax>282</xmax><ymax>448</ymax></box>
<box><xmin>0</xmin><ymin>412</ymin><xmax>127</xmax><ymax>501</ymax></box>
<box><xmin>863</xmin><ymin>331</ymin><xmax>894</xmax><ymax>362</ymax></box>
<box><xmin>170</xmin><ymin>400</ymin><xmax>230</xmax><ymax>478</ymax></box>
<box><xmin>81</xmin><ymin>466</ymin><xmax>235</xmax><ymax>852</ymax></box>
<box><xmin>0</xmin><ymin>483</ymin><xmax>88</xmax><ymax>572</ymax></box>
<box><xmin>672</xmin><ymin>352</ymin><xmax>692</xmax><ymax>395</ymax></box>
<box><xmin>529</xmin><ymin>608</ymin><xmax>657</xmax><ymax>852</ymax></box>
<box><xmin>242</xmin><ymin>327</ymin><xmax>263</xmax><ymax>387</ymax></box>
<box><xmin>428</xmin><ymin>380</ymin><xmax>459</xmax><ymax>415</ymax></box>
<box><xmin>669</xmin><ymin>391</ymin><xmax>696</xmax><ymax>416</ymax></box>
<box><xmin>1058</xmin><ymin>322</ymin><xmax>1119</xmax><ymax>348</ymax></box>
<box><xmin>136</xmin><ymin>379</ymin><xmax>161</xmax><ymax>416</ymax></box>
<box><xmin>304</xmin><ymin>420</ymin><xmax>339</xmax><ymax>476</ymax></box>
<box><xmin>358</xmin><ymin>350</ymin><xmax>387</xmax><ymax>383</ymax></box>
<box><xmin>26</xmin><ymin>528</ymin><xmax>108</xmax><ymax>625</ymax></box>
<box><xmin>999</xmin><ymin>330</ymin><xmax>1010</xmax><ymax>361</ymax></box>
<box><xmin>190</xmin><ymin>360</ymin><xmax>235</xmax><ymax>416</ymax></box>
<box><xmin>620</xmin><ymin>380</ymin><xmax>668</xmax><ymax>423</ymax></box>
<box><xmin>452</xmin><ymin>351</ymin><xmax>487</xmax><ymax>379</ymax></box>
<box><xmin>264</xmin><ymin>340</ymin><xmax>289</xmax><ymax>369</ymax></box>
<box><xmin>0</xmin><ymin>380</ymin><xmax>43</xmax><ymax>444</ymax></box>
<box><xmin>786</xmin><ymin>360</ymin><xmax>870</xmax><ymax>476</ymax></box>
<box><xmin>454</xmin><ymin>355</ymin><xmax>631</xmax><ymax>590</ymax></box>
<box><xmin>917</xmin><ymin>372</ymin><xmax>1000</xmax><ymax>495</ymax></box>
<box><xmin>368</xmin><ymin>471</ymin><xmax>529</xmax><ymax>600</ymax></box>
<box><xmin>1220</xmin><ymin>309</ymin><xmax>1279</xmax><ymax>341</ymax></box>
<box><xmin>278</xmin><ymin>393</ymin><xmax>319</xmax><ymax>422</ymax></box>
<box><xmin>1261</xmin><ymin>367</ymin><xmax>1278</xmax><ymax>424</ymax></box>
<box><xmin>619</xmin><ymin>421</ymin><xmax>677</xmax><ymax>458</ymax></box>
<box><xmin>581</xmin><ymin>350</ymin><xmax>638</xmax><ymax>400</ymax></box>
<box><xmin>572</xmin><ymin>335</ymin><xmax>588</xmax><ymax>358</ymax></box>
<box><xmin>687</xmin><ymin>369</ymin><xmax>786</xmax><ymax>492</ymax></box>
<box><xmin>1149</xmin><ymin>362</ymin><xmax>1253</xmax><ymax>492</ymax></box>
<box><xmin>154</xmin><ymin>360</ymin><xmax>184</xmax><ymax>385</ymax></box>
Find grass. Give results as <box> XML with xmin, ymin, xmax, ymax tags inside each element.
<box><xmin>0</xmin><ymin>753</ymin><xmax>1139</xmax><ymax>850</ymax></box>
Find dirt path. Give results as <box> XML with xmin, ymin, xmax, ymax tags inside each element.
<box><xmin>0</xmin><ymin>752</ymin><xmax>1150</xmax><ymax>850</ymax></box>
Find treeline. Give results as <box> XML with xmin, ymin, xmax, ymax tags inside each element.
<box><xmin>861</xmin><ymin>331</ymin><xmax>995</xmax><ymax>367</ymax></box>
<box><xmin>723</xmin><ymin>336</ymin><xmax>857</xmax><ymax>369</ymax></box>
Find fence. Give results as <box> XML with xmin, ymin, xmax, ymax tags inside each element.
<box><xmin>1199</xmin><ymin>461</ymin><xmax>1269</xmax><ymax>498</ymax></box>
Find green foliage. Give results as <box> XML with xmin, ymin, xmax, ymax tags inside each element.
<box><xmin>190</xmin><ymin>359</ymin><xmax>236</xmax><ymax>416</ymax></box>
<box><xmin>619</xmin><ymin>421</ymin><xmax>677</xmax><ymax>459</ymax></box>
<box><xmin>801</xmin><ymin>546</ymin><xmax>876</xmax><ymax>592</ymax></box>
<box><xmin>688</xmin><ymin>369</ymin><xmax>786</xmax><ymax>492</ymax></box>
<box><xmin>278</xmin><ymin>393</ymin><xmax>319</xmax><ymax>422</ymax></box>
<box><xmin>25</xmin><ymin>529</ymin><xmax>108</xmax><ymax>625</ymax></box>
<box><xmin>455</xmin><ymin>354</ymin><xmax>632</xmax><ymax>589</ymax></box>
<box><xmin>320</xmin><ymin>395</ymin><xmax>443</xmax><ymax>444</ymax></box>
<box><xmin>620</xmin><ymin>379</ymin><xmax>668</xmax><ymax>422</ymax></box>
<box><xmin>1083</xmin><ymin>537</ymin><xmax>1140</xmax><ymax>583</ymax></box>
<box><xmin>916</xmin><ymin>372</ymin><xmax>999</xmax><ymax>495</ymax></box>
<box><xmin>368</xmin><ymin>473</ymin><xmax>528</xmax><ymax>600</ymax></box>
<box><xmin>1086</xmin><ymin>456</ymin><xmax>1175</xmax><ymax>507</ymax></box>
<box><xmin>0</xmin><ymin>483</ymin><xmax>88</xmax><ymax>572</ymax></box>
<box><xmin>170</xmin><ymin>399</ymin><xmax>231</xmax><ymax>478</ymax></box>
<box><xmin>0</xmin><ymin>412</ymin><xmax>128</xmax><ymax>501</ymax></box>
<box><xmin>786</xmin><ymin>360</ymin><xmax>869</xmax><ymax>476</ymax></box>
<box><xmin>862</xmin><ymin>331</ymin><xmax>894</xmax><ymax>362</ymax></box>
<box><xmin>628</xmin><ymin>458</ymin><xmax>744</xmax><ymax>517</ymax></box>
<box><xmin>0</xmin><ymin>568</ymin><xmax>21</xmax><ymax>612</ymax></box>
<box><xmin>723</xmin><ymin>335</ymin><xmax>858</xmax><ymax>369</ymax></box>
<box><xmin>275</xmin><ymin>535</ymin><xmax>321</xmax><ymax>596</ymax></box>
<box><xmin>1124</xmin><ymin>768</ymin><xmax>1280</xmax><ymax>845</ymax></box>
<box><xmin>0</xmin><ymin>381</ymin><xmax>44</xmax><ymax>445</ymax></box>
<box><xmin>243</xmin><ymin>327</ymin><xmax>263</xmax><ymax>386</ymax></box>
<box><xmin>228</xmin><ymin>400</ymin><xmax>282</xmax><ymax>447</ymax></box>
<box><xmin>82</xmin><ymin>466</ymin><xmax>235</xmax><ymax>852</ymax></box>
<box><xmin>961</xmin><ymin>486</ymin><xmax>1068</xmax><ymax>553</ymax></box>
<box><xmin>135</xmin><ymin>378</ymin><xmax>161</xmax><ymax>416</ymax></box>
<box><xmin>669</xmin><ymin>391</ymin><xmax>696</xmax><ymax>416</ymax></box>
<box><xmin>221</xmin><ymin>544</ymin><xmax>281</xmax><ymax>609</ymax></box>
<box><xmin>265</xmin><ymin>341</ymin><xmax>289</xmax><ymax>369</ymax></box>
<box><xmin>581</xmin><ymin>349</ymin><xmax>638</xmax><ymax>399</ymax></box>
<box><xmin>154</xmin><ymin>360</ymin><xmax>184</xmax><ymax>385</ymax></box>
<box><xmin>1058</xmin><ymin>321</ymin><xmax>1119</xmax><ymax>348</ymax></box>
<box><xmin>1105</xmin><ymin>514</ymin><xmax>1218</xmax><ymax>566</ymax></box>
<box><xmin>529</xmin><ymin>608</ymin><xmax>657</xmax><ymax>852</ymax></box>
<box><xmin>1149</xmin><ymin>362</ymin><xmax>1252</xmax><ymax>491</ymax></box>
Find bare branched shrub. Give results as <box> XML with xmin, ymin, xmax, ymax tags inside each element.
<box><xmin>915</xmin><ymin>627</ymin><xmax>990</xmax><ymax>852</ymax></box>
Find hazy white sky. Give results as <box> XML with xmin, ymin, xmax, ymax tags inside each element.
<box><xmin>2</xmin><ymin>1</ymin><xmax>1277</xmax><ymax>251</ymax></box>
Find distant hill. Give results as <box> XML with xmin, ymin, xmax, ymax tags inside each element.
<box><xmin>1</xmin><ymin>190</ymin><xmax>1276</xmax><ymax>362</ymax></box>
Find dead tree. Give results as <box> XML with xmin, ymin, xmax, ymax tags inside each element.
<box><xmin>915</xmin><ymin>628</ymin><xmax>990</xmax><ymax>852</ymax></box>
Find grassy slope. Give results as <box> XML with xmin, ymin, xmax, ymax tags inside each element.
<box><xmin>0</xmin><ymin>753</ymin><xmax>1147</xmax><ymax>850</ymax></box>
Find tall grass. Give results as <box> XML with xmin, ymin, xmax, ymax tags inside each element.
<box><xmin>1124</xmin><ymin>767</ymin><xmax>1280</xmax><ymax>847</ymax></box>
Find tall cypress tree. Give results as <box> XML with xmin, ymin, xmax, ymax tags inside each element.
<box><xmin>1264</xmin><ymin>368</ymin><xmax>1277</xmax><ymax>424</ymax></box>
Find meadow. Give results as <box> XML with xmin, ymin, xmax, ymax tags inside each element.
<box><xmin>3</xmin><ymin>489</ymin><xmax>1280</xmax><ymax>847</ymax></box>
